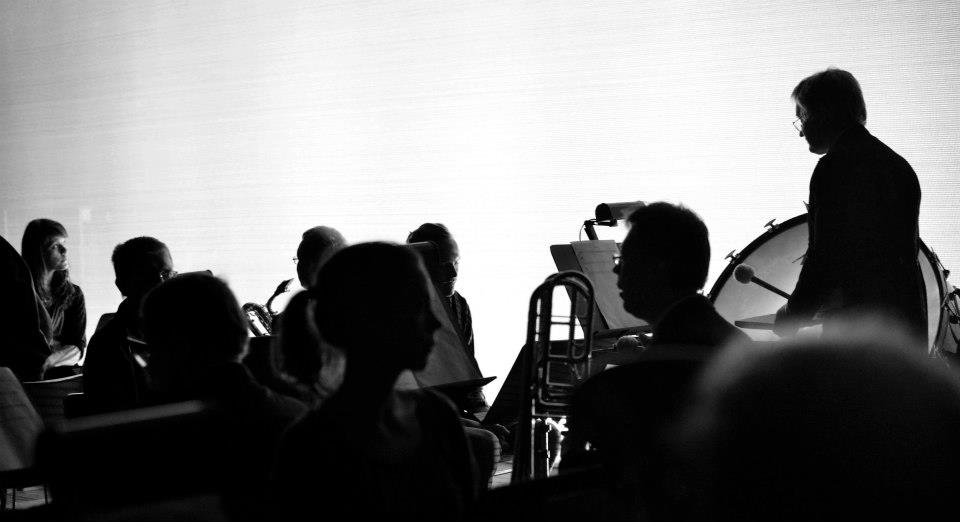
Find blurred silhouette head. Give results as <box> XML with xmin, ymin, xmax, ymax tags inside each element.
<box><xmin>678</xmin><ymin>321</ymin><xmax>960</xmax><ymax>521</ymax></box>
<box><xmin>407</xmin><ymin>223</ymin><xmax>459</xmax><ymax>297</ymax></box>
<box><xmin>296</xmin><ymin>226</ymin><xmax>346</xmax><ymax>289</ymax></box>
<box><xmin>21</xmin><ymin>218</ymin><xmax>74</xmax><ymax>306</ymax></box>
<box><xmin>112</xmin><ymin>236</ymin><xmax>173</xmax><ymax>299</ymax></box>
<box><xmin>614</xmin><ymin>202</ymin><xmax>709</xmax><ymax>323</ymax></box>
<box><xmin>792</xmin><ymin>68</ymin><xmax>866</xmax><ymax>154</ymax></box>
<box><xmin>312</xmin><ymin>242</ymin><xmax>441</xmax><ymax>375</ymax></box>
<box><xmin>142</xmin><ymin>273</ymin><xmax>248</xmax><ymax>396</ymax></box>
<box><xmin>277</xmin><ymin>290</ymin><xmax>346</xmax><ymax>401</ymax></box>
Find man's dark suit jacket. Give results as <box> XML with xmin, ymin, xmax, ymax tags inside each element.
<box><xmin>83</xmin><ymin>297</ymin><xmax>152</xmax><ymax>414</ymax></box>
<box><xmin>788</xmin><ymin>124</ymin><xmax>925</xmax><ymax>337</ymax></box>
<box><xmin>566</xmin><ymin>295</ymin><xmax>747</xmax><ymax>464</ymax></box>
<box><xmin>563</xmin><ymin>295</ymin><xmax>747</xmax><ymax>517</ymax></box>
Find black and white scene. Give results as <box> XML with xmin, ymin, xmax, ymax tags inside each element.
<box><xmin>2</xmin><ymin>1</ymin><xmax>960</xmax><ymax>520</ymax></box>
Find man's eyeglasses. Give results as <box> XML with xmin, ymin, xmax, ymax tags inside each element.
<box><xmin>793</xmin><ymin>118</ymin><xmax>804</xmax><ymax>133</ymax></box>
<box><xmin>159</xmin><ymin>269</ymin><xmax>178</xmax><ymax>281</ymax></box>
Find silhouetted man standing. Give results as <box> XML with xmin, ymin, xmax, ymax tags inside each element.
<box><xmin>775</xmin><ymin>68</ymin><xmax>925</xmax><ymax>341</ymax></box>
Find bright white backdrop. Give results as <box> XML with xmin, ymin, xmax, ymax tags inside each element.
<box><xmin>2</xmin><ymin>1</ymin><xmax>958</xmax><ymax>400</ymax></box>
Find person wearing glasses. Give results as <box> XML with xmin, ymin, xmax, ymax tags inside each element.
<box><xmin>405</xmin><ymin>223</ymin><xmax>487</xmax><ymax>414</ymax></box>
<box><xmin>295</xmin><ymin>225</ymin><xmax>346</xmax><ymax>289</ymax></box>
<box><xmin>274</xmin><ymin>243</ymin><xmax>477</xmax><ymax>520</ymax></box>
<box><xmin>775</xmin><ymin>68</ymin><xmax>925</xmax><ymax>341</ymax></box>
<box><xmin>83</xmin><ymin>236</ymin><xmax>176</xmax><ymax>414</ymax></box>
<box><xmin>564</xmin><ymin>202</ymin><xmax>746</xmax><ymax>519</ymax></box>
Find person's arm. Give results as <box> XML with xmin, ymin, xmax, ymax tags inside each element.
<box><xmin>458</xmin><ymin>296</ymin><xmax>476</xmax><ymax>361</ymax></box>
<box><xmin>780</xmin><ymin>157</ymin><xmax>848</xmax><ymax>327</ymax></box>
<box><xmin>429</xmin><ymin>390</ymin><xmax>480</xmax><ymax>501</ymax></box>
<box><xmin>59</xmin><ymin>285</ymin><xmax>87</xmax><ymax>355</ymax></box>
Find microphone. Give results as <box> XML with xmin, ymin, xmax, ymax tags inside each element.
<box><xmin>733</xmin><ymin>264</ymin><xmax>792</xmax><ymax>299</ymax></box>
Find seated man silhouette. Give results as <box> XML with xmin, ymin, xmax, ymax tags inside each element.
<box><xmin>296</xmin><ymin>225</ymin><xmax>346</xmax><ymax>289</ymax></box>
<box><xmin>677</xmin><ymin>322</ymin><xmax>960</xmax><ymax>522</ymax></box>
<box><xmin>406</xmin><ymin>223</ymin><xmax>487</xmax><ymax>414</ymax></box>
<box><xmin>274</xmin><ymin>242</ymin><xmax>478</xmax><ymax>520</ymax></box>
<box><xmin>84</xmin><ymin>237</ymin><xmax>175</xmax><ymax>414</ymax></box>
<box><xmin>272</xmin><ymin>225</ymin><xmax>347</xmax><ymax>407</ymax></box>
<box><xmin>142</xmin><ymin>273</ymin><xmax>306</xmax><ymax>522</ymax></box>
<box><xmin>563</xmin><ymin>202</ymin><xmax>746</xmax><ymax>518</ymax></box>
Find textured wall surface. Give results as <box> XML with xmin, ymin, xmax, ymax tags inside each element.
<box><xmin>2</xmin><ymin>1</ymin><xmax>958</xmax><ymax>399</ymax></box>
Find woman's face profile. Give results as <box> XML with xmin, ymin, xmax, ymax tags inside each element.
<box><xmin>394</xmin><ymin>276</ymin><xmax>441</xmax><ymax>371</ymax></box>
<box><xmin>43</xmin><ymin>235</ymin><xmax>68</xmax><ymax>271</ymax></box>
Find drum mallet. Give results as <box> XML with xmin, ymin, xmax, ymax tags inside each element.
<box><xmin>734</xmin><ymin>264</ymin><xmax>792</xmax><ymax>299</ymax></box>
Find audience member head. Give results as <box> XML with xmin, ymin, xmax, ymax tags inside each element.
<box><xmin>677</xmin><ymin>321</ymin><xmax>960</xmax><ymax>521</ymax></box>
<box><xmin>142</xmin><ymin>273</ymin><xmax>248</xmax><ymax>397</ymax></box>
<box><xmin>277</xmin><ymin>290</ymin><xmax>345</xmax><ymax>398</ymax></box>
<box><xmin>296</xmin><ymin>226</ymin><xmax>346</xmax><ymax>289</ymax></box>
<box><xmin>111</xmin><ymin>236</ymin><xmax>174</xmax><ymax>299</ymax></box>
<box><xmin>21</xmin><ymin>218</ymin><xmax>74</xmax><ymax>305</ymax></box>
<box><xmin>792</xmin><ymin>68</ymin><xmax>866</xmax><ymax>154</ymax></box>
<box><xmin>312</xmin><ymin>242</ymin><xmax>440</xmax><ymax>376</ymax></box>
<box><xmin>406</xmin><ymin>223</ymin><xmax>459</xmax><ymax>297</ymax></box>
<box><xmin>615</xmin><ymin>202</ymin><xmax>709</xmax><ymax>323</ymax></box>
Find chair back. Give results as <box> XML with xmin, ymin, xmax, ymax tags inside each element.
<box><xmin>472</xmin><ymin>467</ymin><xmax>617</xmax><ymax>522</ymax></box>
<box><xmin>0</xmin><ymin>367</ymin><xmax>43</xmax><ymax>473</ymax></box>
<box><xmin>37</xmin><ymin>401</ymin><xmax>223</xmax><ymax>512</ymax></box>
<box><xmin>21</xmin><ymin>373</ymin><xmax>84</xmax><ymax>427</ymax></box>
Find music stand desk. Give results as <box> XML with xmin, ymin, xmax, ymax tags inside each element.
<box><xmin>734</xmin><ymin>313</ymin><xmax>776</xmax><ymax>330</ymax></box>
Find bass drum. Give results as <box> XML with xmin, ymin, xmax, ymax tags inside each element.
<box><xmin>708</xmin><ymin>214</ymin><xmax>960</xmax><ymax>354</ymax></box>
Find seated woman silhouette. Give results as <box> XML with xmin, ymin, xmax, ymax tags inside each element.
<box><xmin>21</xmin><ymin>218</ymin><xmax>86</xmax><ymax>375</ymax></box>
<box><xmin>274</xmin><ymin>242</ymin><xmax>477</xmax><ymax>520</ymax></box>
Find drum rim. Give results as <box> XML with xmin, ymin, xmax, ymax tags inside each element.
<box><xmin>707</xmin><ymin>214</ymin><xmax>808</xmax><ymax>303</ymax></box>
<box><xmin>708</xmin><ymin>213</ymin><xmax>948</xmax><ymax>349</ymax></box>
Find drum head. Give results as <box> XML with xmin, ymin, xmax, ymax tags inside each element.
<box><xmin>709</xmin><ymin>214</ymin><xmax>943</xmax><ymax>347</ymax></box>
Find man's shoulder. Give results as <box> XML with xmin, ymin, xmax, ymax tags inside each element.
<box><xmin>85</xmin><ymin>313</ymin><xmax>128</xmax><ymax>354</ymax></box>
<box><xmin>217</xmin><ymin>364</ymin><xmax>307</xmax><ymax>420</ymax></box>
<box><xmin>67</xmin><ymin>282</ymin><xmax>84</xmax><ymax>299</ymax></box>
<box><xmin>450</xmin><ymin>291</ymin><xmax>471</xmax><ymax>310</ymax></box>
<box><xmin>654</xmin><ymin>294</ymin><xmax>746</xmax><ymax>348</ymax></box>
<box><xmin>403</xmin><ymin>387</ymin><xmax>460</xmax><ymax>419</ymax></box>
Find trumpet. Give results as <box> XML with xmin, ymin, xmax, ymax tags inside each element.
<box><xmin>512</xmin><ymin>270</ymin><xmax>595</xmax><ymax>482</ymax></box>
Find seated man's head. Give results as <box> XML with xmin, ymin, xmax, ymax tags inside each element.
<box><xmin>615</xmin><ymin>202</ymin><xmax>709</xmax><ymax>323</ymax></box>
<box><xmin>112</xmin><ymin>237</ymin><xmax>174</xmax><ymax>300</ymax></box>
<box><xmin>142</xmin><ymin>273</ymin><xmax>248</xmax><ymax>397</ymax></box>
<box><xmin>406</xmin><ymin>223</ymin><xmax>459</xmax><ymax>297</ymax></box>
<box><xmin>296</xmin><ymin>226</ymin><xmax>346</xmax><ymax>289</ymax></box>
<box><xmin>312</xmin><ymin>242</ymin><xmax>441</xmax><ymax>375</ymax></box>
<box><xmin>679</xmin><ymin>324</ymin><xmax>960</xmax><ymax>521</ymax></box>
<box><xmin>792</xmin><ymin>68</ymin><xmax>866</xmax><ymax>155</ymax></box>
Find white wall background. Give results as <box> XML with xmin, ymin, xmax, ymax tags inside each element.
<box><xmin>2</xmin><ymin>1</ymin><xmax>958</xmax><ymax>400</ymax></box>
